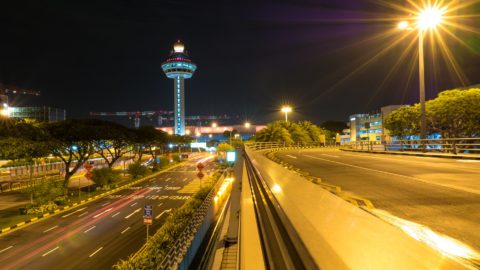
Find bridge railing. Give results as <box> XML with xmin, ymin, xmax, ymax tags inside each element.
<box><xmin>245</xmin><ymin>142</ymin><xmax>338</xmax><ymax>151</ymax></box>
<box><xmin>241</xmin><ymin>144</ymin><xmax>468</xmax><ymax>270</ymax></box>
<box><xmin>347</xmin><ymin>138</ymin><xmax>480</xmax><ymax>154</ymax></box>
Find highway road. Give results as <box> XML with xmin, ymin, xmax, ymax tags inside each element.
<box><xmin>0</xmin><ymin>154</ymin><xmax>215</xmax><ymax>270</ymax></box>
<box><xmin>274</xmin><ymin>148</ymin><xmax>480</xmax><ymax>254</ymax></box>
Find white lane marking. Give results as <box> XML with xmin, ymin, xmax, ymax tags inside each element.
<box><xmin>43</xmin><ymin>226</ymin><xmax>59</xmax><ymax>233</ymax></box>
<box><xmin>457</xmin><ymin>160</ymin><xmax>480</xmax><ymax>163</ymax></box>
<box><xmin>155</xmin><ymin>209</ymin><xmax>172</xmax><ymax>219</ymax></box>
<box><xmin>157</xmin><ymin>203</ymin><xmax>163</xmax><ymax>207</ymax></box>
<box><xmin>101</xmin><ymin>202</ymin><xmax>111</xmax><ymax>206</ymax></box>
<box><xmin>0</xmin><ymin>246</ymin><xmax>13</xmax><ymax>254</ymax></box>
<box><xmin>182</xmin><ymin>178</ymin><xmax>188</xmax><ymax>182</ymax></box>
<box><xmin>321</xmin><ymin>154</ymin><xmax>340</xmax><ymax>158</ymax></box>
<box><xmin>165</xmin><ymin>177</ymin><xmax>171</xmax><ymax>182</ymax></box>
<box><xmin>121</xmin><ymin>227</ymin><xmax>130</xmax><ymax>234</ymax></box>
<box><xmin>89</xmin><ymin>247</ymin><xmax>103</xmax><ymax>258</ymax></box>
<box><xmin>61</xmin><ymin>207</ymin><xmax>87</xmax><ymax>218</ymax></box>
<box><xmin>78</xmin><ymin>211</ymin><xmax>89</xmax><ymax>217</ymax></box>
<box><xmin>93</xmin><ymin>207</ymin><xmax>113</xmax><ymax>218</ymax></box>
<box><xmin>111</xmin><ymin>212</ymin><xmax>120</xmax><ymax>218</ymax></box>
<box><xmin>286</xmin><ymin>155</ymin><xmax>297</xmax><ymax>159</ymax></box>
<box><xmin>84</xmin><ymin>226</ymin><xmax>96</xmax><ymax>233</ymax></box>
<box><xmin>304</xmin><ymin>154</ymin><xmax>480</xmax><ymax>195</ymax></box>
<box><xmin>42</xmin><ymin>246</ymin><xmax>59</xmax><ymax>257</ymax></box>
<box><xmin>124</xmin><ymin>208</ymin><xmax>141</xmax><ymax>219</ymax></box>
<box><xmin>130</xmin><ymin>202</ymin><xmax>138</xmax><ymax>207</ymax></box>
<box><xmin>156</xmin><ymin>190</ymin><xmax>161</xmax><ymax>193</ymax></box>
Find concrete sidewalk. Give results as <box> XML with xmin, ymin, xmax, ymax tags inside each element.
<box><xmin>341</xmin><ymin>148</ymin><xmax>480</xmax><ymax>160</ymax></box>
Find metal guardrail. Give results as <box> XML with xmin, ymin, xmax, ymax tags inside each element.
<box><xmin>347</xmin><ymin>138</ymin><xmax>480</xmax><ymax>154</ymax></box>
<box><xmin>245</xmin><ymin>142</ymin><xmax>338</xmax><ymax>151</ymax></box>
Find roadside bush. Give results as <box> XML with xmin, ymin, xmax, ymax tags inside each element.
<box><xmin>127</xmin><ymin>161</ymin><xmax>149</xmax><ymax>179</ymax></box>
<box><xmin>114</xmin><ymin>174</ymin><xmax>219</xmax><ymax>270</ymax></box>
<box><xmin>22</xmin><ymin>180</ymin><xmax>64</xmax><ymax>208</ymax></box>
<box><xmin>151</xmin><ymin>155</ymin><xmax>169</xmax><ymax>172</ymax></box>
<box><xmin>92</xmin><ymin>167</ymin><xmax>119</xmax><ymax>188</ymax></box>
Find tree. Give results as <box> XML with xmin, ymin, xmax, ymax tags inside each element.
<box><xmin>298</xmin><ymin>121</ymin><xmax>328</xmax><ymax>142</ymax></box>
<box><xmin>216</xmin><ymin>143</ymin><xmax>234</xmax><ymax>153</ymax></box>
<box><xmin>95</xmin><ymin>121</ymin><xmax>134</xmax><ymax>168</ymax></box>
<box><xmin>92</xmin><ymin>167</ymin><xmax>119</xmax><ymax>188</ymax></box>
<box><xmin>128</xmin><ymin>161</ymin><xmax>149</xmax><ymax>179</ymax></box>
<box><xmin>384</xmin><ymin>105</ymin><xmax>420</xmax><ymax>138</ymax></box>
<box><xmin>256</xmin><ymin>121</ymin><xmax>293</xmax><ymax>145</ymax></box>
<box><xmin>426</xmin><ymin>88</ymin><xmax>480</xmax><ymax>138</ymax></box>
<box><xmin>282</xmin><ymin>122</ymin><xmax>311</xmax><ymax>144</ymax></box>
<box><xmin>42</xmin><ymin>119</ymin><xmax>99</xmax><ymax>189</ymax></box>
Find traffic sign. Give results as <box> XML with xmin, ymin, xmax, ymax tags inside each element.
<box><xmin>84</xmin><ymin>162</ymin><xmax>93</xmax><ymax>171</ymax></box>
<box><xmin>85</xmin><ymin>172</ymin><xmax>93</xmax><ymax>180</ymax></box>
<box><xmin>144</xmin><ymin>217</ymin><xmax>152</xmax><ymax>225</ymax></box>
<box><xmin>197</xmin><ymin>162</ymin><xmax>205</xmax><ymax>171</ymax></box>
<box><xmin>197</xmin><ymin>172</ymin><xmax>205</xmax><ymax>179</ymax></box>
<box><xmin>144</xmin><ymin>205</ymin><xmax>153</xmax><ymax>218</ymax></box>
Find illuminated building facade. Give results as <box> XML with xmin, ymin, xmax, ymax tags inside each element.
<box><xmin>161</xmin><ymin>41</ymin><xmax>197</xmax><ymax>135</ymax></box>
<box><xmin>349</xmin><ymin>105</ymin><xmax>403</xmax><ymax>142</ymax></box>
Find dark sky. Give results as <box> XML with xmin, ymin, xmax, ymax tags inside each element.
<box><xmin>1</xmin><ymin>0</ymin><xmax>479</xmax><ymax>125</ymax></box>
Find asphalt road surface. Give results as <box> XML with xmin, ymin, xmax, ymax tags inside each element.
<box><xmin>274</xmin><ymin>149</ymin><xmax>480</xmax><ymax>253</ymax></box>
<box><xmin>0</xmin><ymin>154</ymin><xmax>216</xmax><ymax>270</ymax></box>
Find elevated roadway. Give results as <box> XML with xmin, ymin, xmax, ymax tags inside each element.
<box><xmin>274</xmin><ymin>148</ymin><xmax>480</xmax><ymax>254</ymax></box>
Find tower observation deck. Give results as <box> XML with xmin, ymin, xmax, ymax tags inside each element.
<box><xmin>161</xmin><ymin>41</ymin><xmax>197</xmax><ymax>135</ymax></box>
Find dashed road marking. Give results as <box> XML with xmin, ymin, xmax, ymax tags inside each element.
<box><xmin>101</xmin><ymin>202</ymin><xmax>111</xmax><ymax>206</ymax></box>
<box><xmin>78</xmin><ymin>211</ymin><xmax>89</xmax><ymax>217</ymax></box>
<box><xmin>121</xmin><ymin>227</ymin><xmax>130</xmax><ymax>234</ymax></box>
<box><xmin>84</xmin><ymin>226</ymin><xmax>96</xmax><ymax>233</ymax></box>
<box><xmin>62</xmin><ymin>207</ymin><xmax>87</xmax><ymax>218</ymax></box>
<box><xmin>155</xmin><ymin>209</ymin><xmax>172</xmax><ymax>219</ymax></box>
<box><xmin>157</xmin><ymin>203</ymin><xmax>163</xmax><ymax>207</ymax></box>
<box><xmin>124</xmin><ymin>208</ymin><xmax>141</xmax><ymax>219</ymax></box>
<box><xmin>0</xmin><ymin>246</ymin><xmax>13</xmax><ymax>254</ymax></box>
<box><xmin>43</xmin><ymin>226</ymin><xmax>59</xmax><ymax>233</ymax></box>
<box><xmin>286</xmin><ymin>155</ymin><xmax>297</xmax><ymax>159</ymax></box>
<box><xmin>93</xmin><ymin>208</ymin><xmax>113</xmax><ymax>218</ymax></box>
<box><xmin>42</xmin><ymin>246</ymin><xmax>59</xmax><ymax>257</ymax></box>
<box><xmin>182</xmin><ymin>178</ymin><xmax>188</xmax><ymax>182</ymax></box>
<box><xmin>89</xmin><ymin>247</ymin><xmax>103</xmax><ymax>258</ymax></box>
<box><xmin>111</xmin><ymin>212</ymin><xmax>120</xmax><ymax>218</ymax></box>
<box><xmin>130</xmin><ymin>202</ymin><xmax>138</xmax><ymax>207</ymax></box>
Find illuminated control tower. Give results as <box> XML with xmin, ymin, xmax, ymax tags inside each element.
<box><xmin>161</xmin><ymin>41</ymin><xmax>197</xmax><ymax>135</ymax></box>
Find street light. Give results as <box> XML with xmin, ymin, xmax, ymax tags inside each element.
<box><xmin>244</xmin><ymin>122</ymin><xmax>251</xmax><ymax>129</ymax></box>
<box><xmin>211</xmin><ymin>122</ymin><xmax>217</xmax><ymax>128</ymax></box>
<box><xmin>281</xmin><ymin>106</ymin><xmax>292</xmax><ymax>122</ymax></box>
<box><xmin>398</xmin><ymin>6</ymin><xmax>444</xmax><ymax>140</ymax></box>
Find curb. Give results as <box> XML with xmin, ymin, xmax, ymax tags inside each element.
<box><xmin>0</xmin><ymin>161</ymin><xmax>185</xmax><ymax>236</ymax></box>
<box><xmin>340</xmin><ymin>148</ymin><xmax>480</xmax><ymax>160</ymax></box>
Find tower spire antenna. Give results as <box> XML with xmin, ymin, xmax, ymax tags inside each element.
<box><xmin>161</xmin><ymin>41</ymin><xmax>197</xmax><ymax>135</ymax></box>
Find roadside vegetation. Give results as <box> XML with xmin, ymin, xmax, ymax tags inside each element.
<box><xmin>384</xmin><ymin>88</ymin><xmax>480</xmax><ymax>138</ymax></box>
<box><xmin>0</xmin><ymin>119</ymin><xmax>192</xmax><ymax>219</ymax></box>
<box><xmin>254</xmin><ymin>120</ymin><xmax>332</xmax><ymax>145</ymax></box>
<box><xmin>114</xmin><ymin>170</ymin><xmax>223</xmax><ymax>270</ymax></box>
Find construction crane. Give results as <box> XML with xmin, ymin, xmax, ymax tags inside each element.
<box><xmin>0</xmin><ymin>86</ymin><xmax>41</xmax><ymax>117</ymax></box>
<box><xmin>89</xmin><ymin>110</ymin><xmax>239</xmax><ymax>128</ymax></box>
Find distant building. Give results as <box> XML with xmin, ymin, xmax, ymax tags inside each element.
<box><xmin>349</xmin><ymin>105</ymin><xmax>404</xmax><ymax>142</ymax></box>
<box><xmin>10</xmin><ymin>106</ymin><xmax>66</xmax><ymax>122</ymax></box>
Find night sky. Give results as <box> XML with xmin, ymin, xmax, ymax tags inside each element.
<box><xmin>1</xmin><ymin>0</ymin><xmax>479</xmax><ymax>126</ymax></box>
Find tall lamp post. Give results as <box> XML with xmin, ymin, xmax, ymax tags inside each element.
<box><xmin>398</xmin><ymin>6</ymin><xmax>444</xmax><ymax>140</ymax></box>
<box><xmin>281</xmin><ymin>106</ymin><xmax>292</xmax><ymax>123</ymax></box>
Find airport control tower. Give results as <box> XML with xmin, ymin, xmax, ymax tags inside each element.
<box><xmin>161</xmin><ymin>41</ymin><xmax>197</xmax><ymax>135</ymax></box>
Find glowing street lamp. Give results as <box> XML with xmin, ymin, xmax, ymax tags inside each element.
<box><xmin>398</xmin><ymin>6</ymin><xmax>444</xmax><ymax>140</ymax></box>
<box><xmin>211</xmin><ymin>122</ymin><xmax>217</xmax><ymax>128</ymax></box>
<box><xmin>244</xmin><ymin>122</ymin><xmax>251</xmax><ymax>129</ymax></box>
<box><xmin>281</xmin><ymin>106</ymin><xmax>292</xmax><ymax>122</ymax></box>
